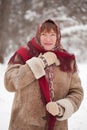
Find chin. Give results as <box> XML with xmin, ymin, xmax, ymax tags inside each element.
<box><xmin>44</xmin><ymin>47</ymin><xmax>54</xmax><ymax>51</ymax></box>
<box><xmin>44</xmin><ymin>48</ymin><xmax>52</xmax><ymax>51</ymax></box>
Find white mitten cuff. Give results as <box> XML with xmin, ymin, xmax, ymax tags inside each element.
<box><xmin>56</xmin><ymin>99</ymin><xmax>74</xmax><ymax>121</ymax></box>
<box><xmin>26</xmin><ymin>57</ymin><xmax>45</xmax><ymax>79</ymax></box>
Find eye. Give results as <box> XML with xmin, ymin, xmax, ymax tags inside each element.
<box><xmin>41</xmin><ymin>33</ymin><xmax>47</xmax><ymax>36</ymax></box>
<box><xmin>51</xmin><ymin>33</ymin><xmax>56</xmax><ymax>36</ymax></box>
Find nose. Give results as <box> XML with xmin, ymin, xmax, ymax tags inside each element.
<box><xmin>45</xmin><ymin>35</ymin><xmax>51</xmax><ymax>42</ymax></box>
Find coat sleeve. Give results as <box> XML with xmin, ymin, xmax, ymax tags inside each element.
<box><xmin>66</xmin><ymin>71</ymin><xmax>84</xmax><ymax>111</ymax></box>
<box><xmin>4</xmin><ymin>53</ymin><xmax>36</xmax><ymax>92</ymax></box>
<box><xmin>56</xmin><ymin>70</ymin><xmax>84</xmax><ymax>121</ymax></box>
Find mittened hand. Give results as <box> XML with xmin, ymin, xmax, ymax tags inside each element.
<box><xmin>46</xmin><ymin>102</ymin><xmax>59</xmax><ymax>116</ymax></box>
<box><xmin>39</xmin><ymin>52</ymin><xmax>60</xmax><ymax>68</ymax></box>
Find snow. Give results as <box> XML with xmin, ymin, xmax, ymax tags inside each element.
<box><xmin>61</xmin><ymin>24</ymin><xmax>87</xmax><ymax>35</ymax></box>
<box><xmin>24</xmin><ymin>10</ymin><xmax>40</xmax><ymax>21</ymax></box>
<box><xmin>0</xmin><ymin>63</ymin><xmax>14</xmax><ymax>130</ymax></box>
<box><xmin>0</xmin><ymin>61</ymin><xmax>87</xmax><ymax>130</ymax></box>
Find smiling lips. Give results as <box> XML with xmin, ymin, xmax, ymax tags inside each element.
<box><xmin>44</xmin><ymin>43</ymin><xmax>53</xmax><ymax>45</ymax></box>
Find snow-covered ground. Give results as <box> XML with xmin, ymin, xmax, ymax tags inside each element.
<box><xmin>0</xmin><ymin>62</ymin><xmax>87</xmax><ymax>130</ymax></box>
<box><xmin>0</xmin><ymin>63</ymin><xmax>14</xmax><ymax>130</ymax></box>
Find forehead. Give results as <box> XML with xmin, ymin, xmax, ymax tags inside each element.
<box><xmin>41</xmin><ymin>29</ymin><xmax>56</xmax><ymax>33</ymax></box>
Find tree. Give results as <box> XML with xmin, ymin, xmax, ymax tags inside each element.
<box><xmin>0</xmin><ymin>0</ymin><xmax>11</xmax><ymax>63</ymax></box>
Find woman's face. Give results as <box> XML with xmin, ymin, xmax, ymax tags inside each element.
<box><xmin>40</xmin><ymin>29</ymin><xmax>57</xmax><ymax>51</ymax></box>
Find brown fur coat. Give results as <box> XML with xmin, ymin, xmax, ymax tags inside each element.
<box><xmin>4</xmin><ymin>49</ymin><xmax>83</xmax><ymax>130</ymax></box>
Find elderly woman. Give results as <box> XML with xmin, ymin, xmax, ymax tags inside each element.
<box><xmin>4</xmin><ymin>19</ymin><xmax>84</xmax><ymax>130</ymax></box>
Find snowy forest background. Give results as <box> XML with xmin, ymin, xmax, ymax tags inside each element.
<box><xmin>0</xmin><ymin>0</ymin><xmax>87</xmax><ymax>130</ymax></box>
<box><xmin>0</xmin><ymin>0</ymin><xmax>87</xmax><ymax>63</ymax></box>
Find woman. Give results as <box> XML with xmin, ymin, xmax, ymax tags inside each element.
<box><xmin>4</xmin><ymin>19</ymin><xmax>84</xmax><ymax>130</ymax></box>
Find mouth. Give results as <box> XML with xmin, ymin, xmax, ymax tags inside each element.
<box><xmin>44</xmin><ymin>43</ymin><xmax>53</xmax><ymax>45</ymax></box>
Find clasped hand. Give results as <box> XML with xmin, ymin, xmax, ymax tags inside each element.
<box><xmin>46</xmin><ymin>101</ymin><xmax>64</xmax><ymax>117</ymax></box>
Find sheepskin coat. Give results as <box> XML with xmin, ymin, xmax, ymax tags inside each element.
<box><xmin>4</xmin><ymin>38</ymin><xmax>84</xmax><ymax>130</ymax></box>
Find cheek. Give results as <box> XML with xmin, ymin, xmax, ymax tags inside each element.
<box><xmin>54</xmin><ymin>37</ymin><xmax>57</xmax><ymax>42</ymax></box>
<box><xmin>40</xmin><ymin>37</ymin><xmax>44</xmax><ymax>45</ymax></box>
<box><xmin>52</xmin><ymin>38</ymin><xmax>57</xmax><ymax>45</ymax></box>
